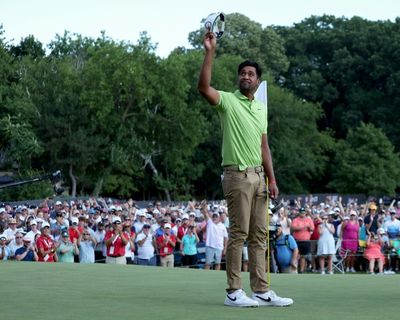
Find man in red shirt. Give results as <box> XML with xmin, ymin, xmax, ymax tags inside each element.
<box><xmin>291</xmin><ymin>208</ymin><xmax>314</xmax><ymax>273</ymax></box>
<box><xmin>176</xmin><ymin>214</ymin><xmax>189</xmax><ymax>249</ymax></box>
<box><xmin>104</xmin><ymin>216</ymin><xmax>128</xmax><ymax>264</ymax></box>
<box><xmin>36</xmin><ymin>221</ymin><xmax>58</xmax><ymax>262</ymax></box>
<box><xmin>156</xmin><ymin>223</ymin><xmax>176</xmax><ymax>267</ymax></box>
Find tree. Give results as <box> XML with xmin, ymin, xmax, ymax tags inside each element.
<box><xmin>328</xmin><ymin>123</ymin><xmax>400</xmax><ymax>195</ymax></box>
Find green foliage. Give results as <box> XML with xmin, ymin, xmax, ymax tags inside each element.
<box><xmin>328</xmin><ymin>123</ymin><xmax>400</xmax><ymax>195</ymax></box>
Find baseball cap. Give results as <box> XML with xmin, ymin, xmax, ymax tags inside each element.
<box><xmin>164</xmin><ymin>223</ymin><xmax>171</xmax><ymax>229</ymax></box>
<box><xmin>369</xmin><ymin>203</ymin><xmax>377</xmax><ymax>210</ymax></box>
<box><xmin>71</xmin><ymin>217</ymin><xmax>79</xmax><ymax>225</ymax></box>
<box><xmin>182</xmin><ymin>213</ymin><xmax>189</xmax><ymax>220</ymax></box>
<box><xmin>61</xmin><ymin>231</ymin><xmax>69</xmax><ymax>237</ymax></box>
<box><xmin>55</xmin><ymin>201</ymin><xmax>63</xmax><ymax>206</ymax></box>
<box><xmin>22</xmin><ymin>235</ymin><xmax>31</xmax><ymax>242</ymax></box>
<box><xmin>112</xmin><ymin>216</ymin><xmax>122</xmax><ymax>224</ymax></box>
<box><xmin>30</xmin><ymin>219</ymin><xmax>37</xmax><ymax>226</ymax></box>
<box><xmin>41</xmin><ymin>221</ymin><xmax>50</xmax><ymax>229</ymax></box>
<box><xmin>0</xmin><ymin>234</ymin><xmax>7</xmax><ymax>241</ymax></box>
<box><xmin>8</xmin><ymin>218</ymin><xmax>17</xmax><ymax>224</ymax></box>
<box><xmin>378</xmin><ymin>228</ymin><xmax>386</xmax><ymax>235</ymax></box>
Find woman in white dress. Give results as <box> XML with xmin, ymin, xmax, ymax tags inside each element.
<box><xmin>317</xmin><ymin>213</ymin><xmax>336</xmax><ymax>274</ymax></box>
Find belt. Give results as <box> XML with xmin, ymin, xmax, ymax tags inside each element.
<box><xmin>223</xmin><ymin>165</ymin><xmax>264</xmax><ymax>173</ymax></box>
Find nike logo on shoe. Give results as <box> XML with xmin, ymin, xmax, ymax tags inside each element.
<box><xmin>226</xmin><ymin>295</ymin><xmax>237</xmax><ymax>302</ymax></box>
<box><xmin>255</xmin><ymin>295</ymin><xmax>272</xmax><ymax>302</ymax></box>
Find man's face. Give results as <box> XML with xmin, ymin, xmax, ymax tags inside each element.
<box><xmin>238</xmin><ymin>66</ymin><xmax>260</xmax><ymax>94</ymax></box>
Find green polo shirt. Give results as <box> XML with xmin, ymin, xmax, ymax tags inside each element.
<box><xmin>215</xmin><ymin>90</ymin><xmax>268</xmax><ymax>170</ymax></box>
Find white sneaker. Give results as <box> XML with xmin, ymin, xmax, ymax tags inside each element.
<box><xmin>350</xmin><ymin>268</ymin><xmax>356</xmax><ymax>273</ymax></box>
<box><xmin>252</xmin><ymin>290</ymin><xmax>294</xmax><ymax>307</ymax></box>
<box><xmin>321</xmin><ymin>271</ymin><xmax>326</xmax><ymax>275</ymax></box>
<box><xmin>224</xmin><ymin>289</ymin><xmax>259</xmax><ymax>308</ymax></box>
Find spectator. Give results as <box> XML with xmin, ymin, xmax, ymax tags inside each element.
<box><xmin>383</xmin><ymin>210</ymin><xmax>400</xmax><ymax>240</ymax></box>
<box><xmin>136</xmin><ymin>224</ymin><xmax>157</xmax><ymax>266</ymax></box>
<box><xmin>364</xmin><ymin>203</ymin><xmax>381</xmax><ymax>235</ymax></box>
<box><xmin>25</xmin><ymin>220</ymin><xmax>41</xmax><ymax>243</ymax></box>
<box><xmin>15</xmin><ymin>235</ymin><xmax>38</xmax><ymax>261</ymax></box>
<box><xmin>364</xmin><ymin>232</ymin><xmax>385</xmax><ymax>274</ymax></box>
<box><xmin>8</xmin><ymin>231</ymin><xmax>24</xmax><ymax>257</ymax></box>
<box><xmin>202</xmin><ymin>202</ymin><xmax>228</xmax><ymax>271</ymax></box>
<box><xmin>272</xmin><ymin>223</ymin><xmax>298</xmax><ymax>273</ymax></box>
<box><xmin>57</xmin><ymin>230</ymin><xmax>79</xmax><ymax>263</ymax></box>
<box><xmin>122</xmin><ymin>217</ymin><xmax>135</xmax><ymax>264</ymax></box>
<box><xmin>310</xmin><ymin>209</ymin><xmax>322</xmax><ymax>272</ymax></box>
<box><xmin>51</xmin><ymin>212</ymin><xmax>68</xmax><ymax>239</ymax></box>
<box><xmin>0</xmin><ymin>234</ymin><xmax>12</xmax><ymax>260</ymax></box>
<box><xmin>79</xmin><ymin>229</ymin><xmax>96</xmax><ymax>263</ymax></box>
<box><xmin>181</xmin><ymin>225</ymin><xmax>199</xmax><ymax>267</ymax></box>
<box><xmin>341</xmin><ymin>211</ymin><xmax>359</xmax><ymax>272</ymax></box>
<box><xmin>68</xmin><ymin>217</ymin><xmax>81</xmax><ymax>244</ymax></box>
<box><xmin>104</xmin><ymin>216</ymin><xmax>128</xmax><ymax>264</ymax></box>
<box><xmin>317</xmin><ymin>213</ymin><xmax>336</xmax><ymax>274</ymax></box>
<box><xmin>156</xmin><ymin>223</ymin><xmax>176</xmax><ymax>267</ymax></box>
<box><xmin>176</xmin><ymin>214</ymin><xmax>190</xmax><ymax>249</ymax></box>
<box><xmin>36</xmin><ymin>221</ymin><xmax>58</xmax><ymax>262</ymax></box>
<box><xmin>291</xmin><ymin>207</ymin><xmax>314</xmax><ymax>273</ymax></box>
<box><xmin>134</xmin><ymin>211</ymin><xmax>147</xmax><ymax>233</ymax></box>
<box><xmin>93</xmin><ymin>222</ymin><xmax>106</xmax><ymax>263</ymax></box>
<box><xmin>3</xmin><ymin>218</ymin><xmax>18</xmax><ymax>244</ymax></box>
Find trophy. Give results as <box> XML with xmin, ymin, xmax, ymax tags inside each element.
<box><xmin>204</xmin><ymin>12</ymin><xmax>225</xmax><ymax>39</ymax></box>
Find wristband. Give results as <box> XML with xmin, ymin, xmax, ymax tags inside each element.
<box><xmin>268</xmin><ymin>179</ymin><xmax>276</xmax><ymax>185</ymax></box>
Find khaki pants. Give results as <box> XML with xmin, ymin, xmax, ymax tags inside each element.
<box><xmin>160</xmin><ymin>254</ymin><xmax>174</xmax><ymax>267</ymax></box>
<box><xmin>222</xmin><ymin>166</ymin><xmax>268</xmax><ymax>293</ymax></box>
<box><xmin>106</xmin><ymin>256</ymin><xmax>126</xmax><ymax>265</ymax></box>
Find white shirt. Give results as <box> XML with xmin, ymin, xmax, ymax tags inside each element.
<box><xmin>205</xmin><ymin>219</ymin><xmax>228</xmax><ymax>250</ymax></box>
<box><xmin>135</xmin><ymin>232</ymin><xmax>155</xmax><ymax>259</ymax></box>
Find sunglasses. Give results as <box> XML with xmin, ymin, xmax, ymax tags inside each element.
<box><xmin>15</xmin><ymin>236</ymin><xmax>22</xmax><ymax>239</ymax></box>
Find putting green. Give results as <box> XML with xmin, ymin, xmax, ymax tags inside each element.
<box><xmin>1</xmin><ymin>262</ymin><xmax>397</xmax><ymax>320</ymax></box>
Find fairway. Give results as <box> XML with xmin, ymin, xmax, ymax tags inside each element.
<box><xmin>1</xmin><ymin>262</ymin><xmax>398</xmax><ymax>320</ymax></box>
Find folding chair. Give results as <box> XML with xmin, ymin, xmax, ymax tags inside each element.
<box><xmin>332</xmin><ymin>239</ymin><xmax>349</xmax><ymax>274</ymax></box>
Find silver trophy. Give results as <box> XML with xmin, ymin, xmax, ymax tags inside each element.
<box><xmin>204</xmin><ymin>12</ymin><xmax>225</xmax><ymax>39</ymax></box>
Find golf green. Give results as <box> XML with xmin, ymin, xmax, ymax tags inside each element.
<box><xmin>1</xmin><ymin>262</ymin><xmax>397</xmax><ymax>320</ymax></box>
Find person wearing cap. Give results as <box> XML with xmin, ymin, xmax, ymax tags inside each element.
<box><xmin>57</xmin><ymin>230</ymin><xmax>79</xmax><ymax>263</ymax></box>
<box><xmin>104</xmin><ymin>216</ymin><xmax>128</xmax><ymax>264</ymax></box>
<box><xmin>78</xmin><ymin>228</ymin><xmax>97</xmax><ymax>264</ymax></box>
<box><xmin>68</xmin><ymin>217</ymin><xmax>81</xmax><ymax>244</ymax></box>
<box><xmin>51</xmin><ymin>211</ymin><xmax>68</xmax><ymax>239</ymax></box>
<box><xmin>36</xmin><ymin>222</ymin><xmax>58</xmax><ymax>262</ymax></box>
<box><xmin>272</xmin><ymin>223</ymin><xmax>298</xmax><ymax>273</ymax></box>
<box><xmin>317</xmin><ymin>213</ymin><xmax>336</xmax><ymax>274</ymax></box>
<box><xmin>383</xmin><ymin>210</ymin><xmax>400</xmax><ymax>240</ymax></box>
<box><xmin>122</xmin><ymin>216</ymin><xmax>136</xmax><ymax>264</ymax></box>
<box><xmin>136</xmin><ymin>224</ymin><xmax>157</xmax><ymax>266</ymax></box>
<box><xmin>93</xmin><ymin>222</ymin><xmax>106</xmax><ymax>263</ymax></box>
<box><xmin>25</xmin><ymin>220</ymin><xmax>41</xmax><ymax>243</ymax></box>
<box><xmin>364</xmin><ymin>202</ymin><xmax>381</xmax><ymax>235</ymax></box>
<box><xmin>156</xmin><ymin>223</ymin><xmax>176</xmax><ymax>267</ymax></box>
<box><xmin>201</xmin><ymin>202</ymin><xmax>228</xmax><ymax>271</ymax></box>
<box><xmin>176</xmin><ymin>214</ymin><xmax>190</xmax><ymax>249</ymax></box>
<box><xmin>3</xmin><ymin>218</ymin><xmax>18</xmax><ymax>244</ymax></box>
<box><xmin>0</xmin><ymin>234</ymin><xmax>12</xmax><ymax>260</ymax></box>
<box><xmin>291</xmin><ymin>208</ymin><xmax>314</xmax><ymax>273</ymax></box>
<box><xmin>15</xmin><ymin>236</ymin><xmax>38</xmax><ymax>262</ymax></box>
<box><xmin>133</xmin><ymin>211</ymin><xmax>147</xmax><ymax>234</ymax></box>
<box><xmin>340</xmin><ymin>211</ymin><xmax>360</xmax><ymax>272</ymax></box>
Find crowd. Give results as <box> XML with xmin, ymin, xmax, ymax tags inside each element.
<box><xmin>0</xmin><ymin>196</ymin><xmax>399</xmax><ymax>275</ymax></box>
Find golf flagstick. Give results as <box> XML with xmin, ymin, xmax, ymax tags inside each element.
<box><xmin>254</xmin><ymin>80</ymin><xmax>272</xmax><ymax>285</ymax></box>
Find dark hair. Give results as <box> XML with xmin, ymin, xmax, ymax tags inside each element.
<box><xmin>238</xmin><ymin>60</ymin><xmax>262</xmax><ymax>78</ymax></box>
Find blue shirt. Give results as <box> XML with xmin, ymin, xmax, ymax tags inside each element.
<box><xmin>182</xmin><ymin>234</ymin><xmax>198</xmax><ymax>255</ymax></box>
<box><xmin>15</xmin><ymin>246</ymin><xmax>36</xmax><ymax>261</ymax></box>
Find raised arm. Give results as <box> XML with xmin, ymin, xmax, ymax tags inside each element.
<box><xmin>198</xmin><ymin>31</ymin><xmax>220</xmax><ymax>105</ymax></box>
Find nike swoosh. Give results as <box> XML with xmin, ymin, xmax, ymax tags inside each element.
<box><xmin>256</xmin><ymin>295</ymin><xmax>272</xmax><ymax>302</ymax></box>
<box><xmin>226</xmin><ymin>295</ymin><xmax>237</xmax><ymax>302</ymax></box>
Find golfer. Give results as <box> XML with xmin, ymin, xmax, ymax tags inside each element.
<box><xmin>198</xmin><ymin>30</ymin><xmax>293</xmax><ymax>307</ymax></box>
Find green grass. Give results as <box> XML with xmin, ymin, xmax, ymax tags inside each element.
<box><xmin>1</xmin><ymin>262</ymin><xmax>398</xmax><ymax>320</ymax></box>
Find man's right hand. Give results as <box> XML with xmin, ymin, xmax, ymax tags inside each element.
<box><xmin>204</xmin><ymin>32</ymin><xmax>216</xmax><ymax>52</ymax></box>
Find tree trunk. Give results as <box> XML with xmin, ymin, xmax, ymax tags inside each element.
<box><xmin>93</xmin><ymin>176</ymin><xmax>104</xmax><ymax>197</ymax></box>
<box><xmin>141</xmin><ymin>154</ymin><xmax>171</xmax><ymax>201</ymax></box>
<box><xmin>69</xmin><ymin>164</ymin><xmax>77</xmax><ymax>197</ymax></box>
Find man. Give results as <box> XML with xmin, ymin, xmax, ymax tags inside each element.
<box><xmin>104</xmin><ymin>216</ymin><xmax>128</xmax><ymax>264</ymax></box>
<box><xmin>3</xmin><ymin>218</ymin><xmax>18</xmax><ymax>244</ymax></box>
<box><xmin>201</xmin><ymin>203</ymin><xmax>228</xmax><ymax>271</ymax></box>
<box><xmin>0</xmin><ymin>234</ymin><xmax>12</xmax><ymax>260</ymax></box>
<box><xmin>57</xmin><ymin>230</ymin><xmax>79</xmax><ymax>263</ymax></box>
<box><xmin>198</xmin><ymin>30</ymin><xmax>293</xmax><ymax>307</ymax></box>
<box><xmin>272</xmin><ymin>223</ymin><xmax>298</xmax><ymax>273</ymax></box>
<box><xmin>135</xmin><ymin>224</ymin><xmax>157</xmax><ymax>266</ymax></box>
<box><xmin>15</xmin><ymin>235</ymin><xmax>39</xmax><ymax>262</ymax></box>
<box><xmin>25</xmin><ymin>220</ymin><xmax>41</xmax><ymax>243</ymax></box>
<box><xmin>156</xmin><ymin>223</ymin><xmax>176</xmax><ymax>267</ymax></box>
<box><xmin>36</xmin><ymin>221</ymin><xmax>57</xmax><ymax>262</ymax></box>
<box><xmin>8</xmin><ymin>231</ymin><xmax>24</xmax><ymax>257</ymax></box>
<box><xmin>79</xmin><ymin>229</ymin><xmax>97</xmax><ymax>263</ymax></box>
<box><xmin>291</xmin><ymin>207</ymin><xmax>314</xmax><ymax>273</ymax></box>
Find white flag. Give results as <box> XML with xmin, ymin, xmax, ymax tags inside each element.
<box><xmin>254</xmin><ymin>80</ymin><xmax>267</xmax><ymax>107</ymax></box>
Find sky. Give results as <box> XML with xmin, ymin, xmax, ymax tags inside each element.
<box><xmin>1</xmin><ymin>0</ymin><xmax>399</xmax><ymax>57</ymax></box>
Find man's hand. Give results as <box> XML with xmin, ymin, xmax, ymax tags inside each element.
<box><xmin>204</xmin><ymin>31</ymin><xmax>216</xmax><ymax>52</ymax></box>
<box><xmin>268</xmin><ymin>182</ymin><xmax>279</xmax><ymax>199</ymax></box>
